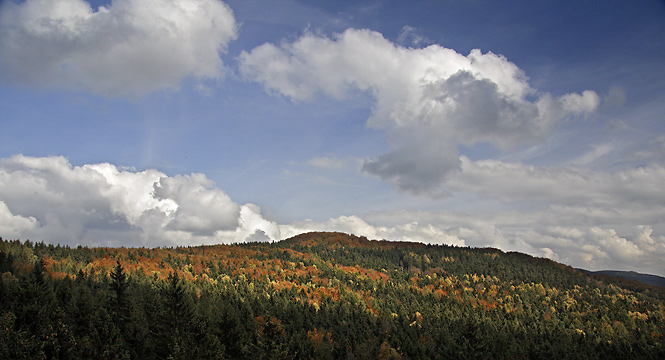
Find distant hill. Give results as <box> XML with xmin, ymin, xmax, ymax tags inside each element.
<box><xmin>1</xmin><ymin>232</ymin><xmax>664</xmax><ymax>359</ymax></box>
<box><xmin>579</xmin><ymin>269</ymin><xmax>665</xmax><ymax>300</ymax></box>
<box><xmin>586</xmin><ymin>270</ymin><xmax>665</xmax><ymax>288</ymax></box>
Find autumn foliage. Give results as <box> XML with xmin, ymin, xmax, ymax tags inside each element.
<box><xmin>0</xmin><ymin>232</ymin><xmax>664</xmax><ymax>359</ymax></box>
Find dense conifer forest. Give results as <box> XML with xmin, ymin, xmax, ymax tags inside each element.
<box><xmin>1</xmin><ymin>232</ymin><xmax>663</xmax><ymax>359</ymax></box>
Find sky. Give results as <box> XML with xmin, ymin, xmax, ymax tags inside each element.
<box><xmin>1</xmin><ymin>0</ymin><xmax>664</xmax><ymax>276</ymax></box>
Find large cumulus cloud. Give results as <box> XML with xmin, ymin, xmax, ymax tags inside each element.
<box><xmin>0</xmin><ymin>155</ymin><xmax>279</xmax><ymax>247</ymax></box>
<box><xmin>0</xmin><ymin>0</ymin><xmax>238</xmax><ymax>97</ymax></box>
<box><xmin>240</xmin><ymin>28</ymin><xmax>599</xmax><ymax>196</ymax></box>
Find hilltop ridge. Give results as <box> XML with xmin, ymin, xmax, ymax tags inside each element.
<box><xmin>277</xmin><ymin>231</ymin><xmax>430</xmax><ymax>250</ymax></box>
<box><xmin>278</xmin><ymin>231</ymin><xmax>373</xmax><ymax>248</ymax></box>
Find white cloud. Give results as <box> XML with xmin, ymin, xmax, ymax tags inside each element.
<box><xmin>0</xmin><ymin>155</ymin><xmax>278</xmax><ymax>246</ymax></box>
<box><xmin>0</xmin><ymin>201</ymin><xmax>38</xmax><ymax>238</ymax></box>
<box><xmin>534</xmin><ymin>226</ymin><xmax>664</xmax><ymax>275</ymax></box>
<box><xmin>450</xmin><ymin>156</ymin><xmax>665</xmax><ymax>209</ymax></box>
<box><xmin>217</xmin><ymin>203</ymin><xmax>281</xmax><ymax>243</ymax></box>
<box><xmin>0</xmin><ymin>0</ymin><xmax>238</xmax><ymax>97</ymax></box>
<box><xmin>540</xmin><ymin>247</ymin><xmax>558</xmax><ymax>261</ymax></box>
<box><xmin>239</xmin><ymin>28</ymin><xmax>599</xmax><ymax>196</ymax></box>
<box><xmin>153</xmin><ymin>173</ymin><xmax>240</xmax><ymax>234</ymax></box>
<box><xmin>560</xmin><ymin>90</ymin><xmax>601</xmax><ymax>115</ymax></box>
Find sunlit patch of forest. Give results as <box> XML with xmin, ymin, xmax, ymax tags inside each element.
<box><xmin>1</xmin><ymin>232</ymin><xmax>663</xmax><ymax>359</ymax></box>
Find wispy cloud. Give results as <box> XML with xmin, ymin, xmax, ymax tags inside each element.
<box><xmin>567</xmin><ymin>143</ymin><xmax>613</xmax><ymax>166</ymax></box>
<box><xmin>396</xmin><ymin>25</ymin><xmax>433</xmax><ymax>47</ymax></box>
<box><xmin>307</xmin><ymin>154</ymin><xmax>348</xmax><ymax>170</ymax></box>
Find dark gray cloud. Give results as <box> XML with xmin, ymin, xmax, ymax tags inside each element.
<box><xmin>363</xmin><ymin>134</ymin><xmax>459</xmax><ymax>198</ymax></box>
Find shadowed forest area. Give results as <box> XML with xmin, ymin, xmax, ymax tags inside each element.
<box><xmin>1</xmin><ymin>232</ymin><xmax>663</xmax><ymax>359</ymax></box>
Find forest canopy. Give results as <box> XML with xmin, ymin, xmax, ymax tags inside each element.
<box><xmin>0</xmin><ymin>232</ymin><xmax>663</xmax><ymax>359</ymax></box>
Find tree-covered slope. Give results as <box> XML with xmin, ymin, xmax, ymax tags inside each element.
<box><xmin>1</xmin><ymin>232</ymin><xmax>663</xmax><ymax>359</ymax></box>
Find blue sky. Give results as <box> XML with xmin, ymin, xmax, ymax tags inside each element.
<box><xmin>1</xmin><ymin>0</ymin><xmax>664</xmax><ymax>276</ymax></box>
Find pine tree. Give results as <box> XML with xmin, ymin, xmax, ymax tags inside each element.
<box><xmin>110</xmin><ymin>261</ymin><xmax>128</xmax><ymax>323</ymax></box>
<box><xmin>154</xmin><ymin>271</ymin><xmax>196</xmax><ymax>360</ymax></box>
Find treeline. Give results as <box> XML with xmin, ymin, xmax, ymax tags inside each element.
<box><xmin>0</xmin><ymin>233</ymin><xmax>663</xmax><ymax>359</ymax></box>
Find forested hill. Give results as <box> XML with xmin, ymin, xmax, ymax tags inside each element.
<box><xmin>1</xmin><ymin>232</ymin><xmax>663</xmax><ymax>359</ymax></box>
<box><xmin>583</xmin><ymin>270</ymin><xmax>665</xmax><ymax>290</ymax></box>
